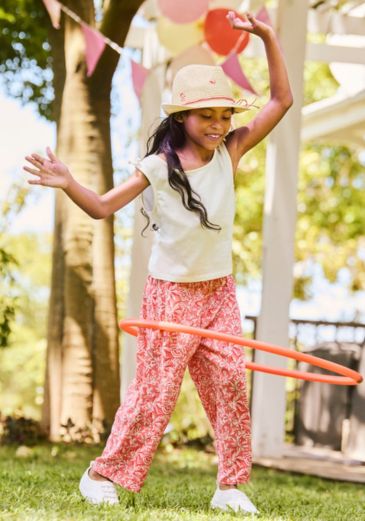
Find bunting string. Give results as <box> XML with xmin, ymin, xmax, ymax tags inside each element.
<box><xmin>59</xmin><ymin>2</ymin><xmax>124</xmax><ymax>55</ymax></box>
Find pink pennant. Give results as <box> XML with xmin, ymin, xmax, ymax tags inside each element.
<box><xmin>221</xmin><ymin>53</ymin><xmax>258</xmax><ymax>95</ymax></box>
<box><xmin>131</xmin><ymin>60</ymin><xmax>149</xmax><ymax>99</ymax></box>
<box><xmin>255</xmin><ymin>6</ymin><xmax>273</xmax><ymax>28</ymax></box>
<box><xmin>81</xmin><ymin>24</ymin><xmax>106</xmax><ymax>77</ymax></box>
<box><xmin>42</xmin><ymin>0</ymin><xmax>61</xmax><ymax>29</ymax></box>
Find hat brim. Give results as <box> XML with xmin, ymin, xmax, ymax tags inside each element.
<box><xmin>162</xmin><ymin>99</ymin><xmax>250</xmax><ymax>115</ymax></box>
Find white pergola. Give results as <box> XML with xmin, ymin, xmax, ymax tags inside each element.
<box><xmin>302</xmin><ymin>88</ymin><xmax>365</xmax><ymax>147</ymax></box>
<box><xmin>122</xmin><ymin>0</ymin><xmax>365</xmax><ymax>459</ymax></box>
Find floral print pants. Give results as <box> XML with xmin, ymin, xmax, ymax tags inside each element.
<box><xmin>92</xmin><ymin>275</ymin><xmax>251</xmax><ymax>492</ymax></box>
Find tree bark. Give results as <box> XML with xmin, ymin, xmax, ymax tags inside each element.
<box><xmin>41</xmin><ymin>0</ymin><xmax>144</xmax><ymax>441</ymax></box>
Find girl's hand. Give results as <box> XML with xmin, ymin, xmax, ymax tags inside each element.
<box><xmin>23</xmin><ymin>147</ymin><xmax>72</xmax><ymax>190</ymax></box>
<box><xmin>226</xmin><ymin>11</ymin><xmax>273</xmax><ymax>39</ymax></box>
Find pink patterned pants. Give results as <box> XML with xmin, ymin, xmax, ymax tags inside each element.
<box><xmin>92</xmin><ymin>275</ymin><xmax>251</xmax><ymax>492</ymax></box>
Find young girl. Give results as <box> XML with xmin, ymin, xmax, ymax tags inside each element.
<box><xmin>24</xmin><ymin>12</ymin><xmax>292</xmax><ymax>514</ymax></box>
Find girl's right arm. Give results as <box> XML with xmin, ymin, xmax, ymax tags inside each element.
<box><xmin>24</xmin><ymin>147</ymin><xmax>149</xmax><ymax>219</ymax></box>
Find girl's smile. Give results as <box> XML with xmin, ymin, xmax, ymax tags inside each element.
<box><xmin>178</xmin><ymin>107</ymin><xmax>233</xmax><ymax>157</ymax></box>
<box><xmin>205</xmin><ymin>133</ymin><xmax>224</xmax><ymax>142</ymax></box>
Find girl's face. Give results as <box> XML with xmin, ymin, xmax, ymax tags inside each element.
<box><xmin>180</xmin><ymin>107</ymin><xmax>233</xmax><ymax>152</ymax></box>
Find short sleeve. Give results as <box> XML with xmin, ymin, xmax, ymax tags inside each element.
<box><xmin>131</xmin><ymin>154</ymin><xmax>163</xmax><ymax>186</ymax></box>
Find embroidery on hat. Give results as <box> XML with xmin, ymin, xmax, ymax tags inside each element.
<box><xmin>209</xmin><ymin>79</ymin><xmax>216</xmax><ymax>85</ymax></box>
<box><xmin>179</xmin><ymin>92</ymin><xmax>186</xmax><ymax>101</ymax></box>
<box><xmin>235</xmin><ymin>97</ymin><xmax>259</xmax><ymax>109</ymax></box>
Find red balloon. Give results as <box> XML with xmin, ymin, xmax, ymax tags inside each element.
<box><xmin>204</xmin><ymin>8</ymin><xmax>250</xmax><ymax>56</ymax></box>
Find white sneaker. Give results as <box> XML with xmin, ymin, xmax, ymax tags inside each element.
<box><xmin>79</xmin><ymin>463</ymin><xmax>119</xmax><ymax>505</ymax></box>
<box><xmin>210</xmin><ymin>487</ymin><xmax>258</xmax><ymax>514</ymax></box>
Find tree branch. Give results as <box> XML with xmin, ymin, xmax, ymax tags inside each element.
<box><xmin>91</xmin><ymin>0</ymin><xmax>145</xmax><ymax>92</ymax></box>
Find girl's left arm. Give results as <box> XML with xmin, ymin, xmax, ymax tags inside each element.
<box><xmin>225</xmin><ymin>12</ymin><xmax>293</xmax><ymax>170</ymax></box>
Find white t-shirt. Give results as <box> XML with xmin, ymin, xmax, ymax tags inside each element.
<box><xmin>135</xmin><ymin>143</ymin><xmax>235</xmax><ymax>282</ymax></box>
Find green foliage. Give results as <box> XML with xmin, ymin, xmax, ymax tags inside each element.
<box><xmin>1</xmin><ymin>182</ymin><xmax>29</xmax><ymax>226</ymax></box>
<box><xmin>0</xmin><ymin>0</ymin><xmax>53</xmax><ymax>119</ymax></box>
<box><xmin>232</xmin><ymin>55</ymin><xmax>364</xmax><ymax>299</ymax></box>
<box><xmin>0</xmin><ymin>247</ymin><xmax>18</xmax><ymax>348</ymax></box>
<box><xmin>0</xmin><ymin>183</ymin><xmax>30</xmax><ymax>348</ymax></box>
<box><xmin>230</xmin><ymin>57</ymin><xmax>268</xmax><ymax>285</ymax></box>
<box><xmin>0</xmin><ymin>330</ymin><xmax>46</xmax><ymax>418</ymax></box>
<box><xmin>0</xmin><ymin>231</ymin><xmax>51</xmax><ymax>417</ymax></box>
<box><xmin>296</xmin><ymin>145</ymin><xmax>365</xmax><ymax>296</ymax></box>
<box><xmin>4</xmin><ymin>233</ymin><xmax>51</xmax><ymax>337</ymax></box>
<box><xmin>233</xmin><ymin>141</ymin><xmax>265</xmax><ymax>285</ymax></box>
<box><xmin>303</xmin><ymin>61</ymin><xmax>339</xmax><ymax>104</ymax></box>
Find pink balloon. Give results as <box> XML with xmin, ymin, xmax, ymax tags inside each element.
<box><xmin>158</xmin><ymin>0</ymin><xmax>209</xmax><ymax>24</ymax></box>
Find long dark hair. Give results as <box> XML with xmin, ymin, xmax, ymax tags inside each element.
<box><xmin>141</xmin><ymin>114</ymin><xmax>221</xmax><ymax>234</ymax></box>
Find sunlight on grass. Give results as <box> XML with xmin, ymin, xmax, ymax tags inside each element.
<box><xmin>0</xmin><ymin>443</ymin><xmax>364</xmax><ymax>520</ymax></box>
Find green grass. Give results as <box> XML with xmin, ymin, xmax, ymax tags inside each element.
<box><xmin>0</xmin><ymin>443</ymin><xmax>364</xmax><ymax>520</ymax></box>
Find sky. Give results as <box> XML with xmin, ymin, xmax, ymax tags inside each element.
<box><xmin>0</xmin><ymin>93</ymin><xmax>56</xmax><ymax>233</ymax></box>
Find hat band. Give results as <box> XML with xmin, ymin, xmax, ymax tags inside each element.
<box><xmin>181</xmin><ymin>95</ymin><xmax>236</xmax><ymax>106</ymax></box>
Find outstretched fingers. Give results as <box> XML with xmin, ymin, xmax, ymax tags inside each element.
<box><xmin>23</xmin><ymin>164</ymin><xmax>43</xmax><ymax>184</ymax></box>
<box><xmin>25</xmin><ymin>154</ymin><xmax>46</xmax><ymax>170</ymax></box>
<box><xmin>23</xmin><ymin>147</ymin><xmax>70</xmax><ymax>189</ymax></box>
<box><xmin>27</xmin><ymin>177</ymin><xmax>45</xmax><ymax>186</ymax></box>
<box><xmin>23</xmin><ymin>155</ymin><xmax>46</xmax><ymax>185</ymax></box>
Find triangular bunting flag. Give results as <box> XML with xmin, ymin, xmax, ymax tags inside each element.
<box><xmin>42</xmin><ymin>0</ymin><xmax>61</xmax><ymax>29</ymax></box>
<box><xmin>131</xmin><ymin>59</ymin><xmax>149</xmax><ymax>99</ymax></box>
<box><xmin>81</xmin><ymin>24</ymin><xmax>106</xmax><ymax>77</ymax></box>
<box><xmin>255</xmin><ymin>6</ymin><xmax>273</xmax><ymax>28</ymax></box>
<box><xmin>221</xmin><ymin>53</ymin><xmax>258</xmax><ymax>95</ymax></box>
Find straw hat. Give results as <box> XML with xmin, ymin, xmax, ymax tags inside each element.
<box><xmin>162</xmin><ymin>64</ymin><xmax>250</xmax><ymax>115</ymax></box>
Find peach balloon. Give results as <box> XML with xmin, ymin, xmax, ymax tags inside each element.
<box><xmin>157</xmin><ymin>16</ymin><xmax>204</xmax><ymax>56</ymax></box>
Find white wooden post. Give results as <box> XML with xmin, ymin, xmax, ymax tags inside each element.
<box><xmin>345</xmin><ymin>352</ymin><xmax>365</xmax><ymax>460</ymax></box>
<box><xmin>251</xmin><ymin>0</ymin><xmax>309</xmax><ymax>457</ymax></box>
<box><xmin>121</xmin><ymin>28</ymin><xmax>167</xmax><ymax>400</ymax></box>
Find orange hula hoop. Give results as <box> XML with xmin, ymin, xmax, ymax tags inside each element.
<box><xmin>119</xmin><ymin>319</ymin><xmax>363</xmax><ymax>386</ymax></box>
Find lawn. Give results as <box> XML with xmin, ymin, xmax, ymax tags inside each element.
<box><xmin>0</xmin><ymin>443</ymin><xmax>364</xmax><ymax>520</ymax></box>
